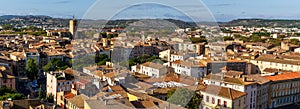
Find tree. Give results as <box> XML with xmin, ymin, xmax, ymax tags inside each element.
<box><xmin>46</xmin><ymin>94</ymin><xmax>54</xmax><ymax>103</ymax></box>
<box><xmin>290</xmin><ymin>39</ymin><xmax>299</xmax><ymax>45</ymax></box>
<box><xmin>0</xmin><ymin>87</ymin><xmax>25</xmax><ymax>100</ymax></box>
<box><xmin>43</xmin><ymin>58</ymin><xmax>70</xmax><ymax>72</ymax></box>
<box><xmin>26</xmin><ymin>58</ymin><xmax>38</xmax><ymax>80</ymax></box>
<box><xmin>223</xmin><ymin>36</ymin><xmax>234</xmax><ymax>41</ymax></box>
<box><xmin>190</xmin><ymin>37</ymin><xmax>207</xmax><ymax>43</ymax></box>
<box><xmin>38</xmin><ymin>85</ymin><xmax>46</xmax><ymax>100</ymax></box>
<box><xmin>1</xmin><ymin>24</ymin><xmax>14</xmax><ymax>30</ymax></box>
<box><xmin>167</xmin><ymin>88</ymin><xmax>201</xmax><ymax>109</ymax></box>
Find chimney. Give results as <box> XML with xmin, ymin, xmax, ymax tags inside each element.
<box><xmin>221</xmin><ymin>72</ymin><xmax>224</xmax><ymax>80</ymax></box>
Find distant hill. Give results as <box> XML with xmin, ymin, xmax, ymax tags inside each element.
<box><xmin>1</xmin><ymin>15</ymin><xmax>300</xmax><ymax>28</ymax></box>
<box><xmin>220</xmin><ymin>19</ymin><xmax>300</xmax><ymax>28</ymax></box>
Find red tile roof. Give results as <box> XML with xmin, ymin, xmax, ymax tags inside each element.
<box><xmin>264</xmin><ymin>72</ymin><xmax>300</xmax><ymax>81</ymax></box>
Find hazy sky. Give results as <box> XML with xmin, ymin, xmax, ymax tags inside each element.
<box><xmin>1</xmin><ymin>0</ymin><xmax>299</xmax><ymax>21</ymax></box>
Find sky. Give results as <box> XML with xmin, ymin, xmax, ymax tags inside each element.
<box><xmin>0</xmin><ymin>0</ymin><xmax>300</xmax><ymax>22</ymax></box>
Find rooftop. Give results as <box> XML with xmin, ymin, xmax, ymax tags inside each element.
<box><xmin>264</xmin><ymin>72</ymin><xmax>300</xmax><ymax>81</ymax></box>
<box><xmin>68</xmin><ymin>94</ymin><xmax>88</xmax><ymax>108</ymax></box>
<box><xmin>141</xmin><ymin>62</ymin><xmax>165</xmax><ymax>70</ymax></box>
<box><xmin>200</xmin><ymin>85</ymin><xmax>246</xmax><ymax>100</ymax></box>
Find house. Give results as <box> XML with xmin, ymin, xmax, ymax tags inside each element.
<box><xmin>57</xmin><ymin>91</ymin><xmax>76</xmax><ymax>109</ymax></box>
<box><xmin>24</xmin><ymin>48</ymin><xmax>40</xmax><ymax>64</ymax></box>
<box><xmin>203</xmin><ymin>73</ymin><xmax>257</xmax><ymax>109</ymax></box>
<box><xmin>170</xmin><ymin>52</ymin><xmax>197</xmax><ymax>62</ymax></box>
<box><xmin>10</xmin><ymin>52</ymin><xmax>26</xmax><ymax>77</ymax></box>
<box><xmin>200</xmin><ymin>85</ymin><xmax>246</xmax><ymax>109</ymax></box>
<box><xmin>134</xmin><ymin>62</ymin><xmax>167</xmax><ymax>78</ymax></box>
<box><xmin>171</xmin><ymin>60</ymin><xmax>206</xmax><ymax>79</ymax></box>
<box><xmin>0</xmin><ymin>65</ymin><xmax>16</xmax><ymax>89</ymax></box>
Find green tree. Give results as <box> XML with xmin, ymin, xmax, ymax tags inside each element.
<box><xmin>1</xmin><ymin>24</ymin><xmax>14</xmax><ymax>30</ymax></box>
<box><xmin>167</xmin><ymin>88</ymin><xmax>201</xmax><ymax>109</ymax></box>
<box><xmin>46</xmin><ymin>94</ymin><xmax>54</xmax><ymax>103</ymax></box>
<box><xmin>190</xmin><ymin>37</ymin><xmax>207</xmax><ymax>43</ymax></box>
<box><xmin>26</xmin><ymin>58</ymin><xmax>38</xmax><ymax>80</ymax></box>
<box><xmin>38</xmin><ymin>85</ymin><xmax>46</xmax><ymax>100</ymax></box>
<box><xmin>0</xmin><ymin>87</ymin><xmax>25</xmax><ymax>100</ymax></box>
<box><xmin>223</xmin><ymin>36</ymin><xmax>234</xmax><ymax>41</ymax></box>
<box><xmin>43</xmin><ymin>59</ymin><xmax>70</xmax><ymax>72</ymax></box>
<box><xmin>290</xmin><ymin>39</ymin><xmax>299</xmax><ymax>45</ymax></box>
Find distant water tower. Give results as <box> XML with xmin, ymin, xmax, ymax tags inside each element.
<box><xmin>69</xmin><ymin>16</ymin><xmax>77</xmax><ymax>36</ymax></box>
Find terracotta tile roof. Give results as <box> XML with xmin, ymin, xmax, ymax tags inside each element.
<box><xmin>244</xmin><ymin>74</ymin><xmax>270</xmax><ymax>84</ymax></box>
<box><xmin>68</xmin><ymin>94</ymin><xmax>88</xmax><ymax>108</ymax></box>
<box><xmin>256</xmin><ymin>54</ymin><xmax>300</xmax><ymax>65</ymax></box>
<box><xmin>141</xmin><ymin>62</ymin><xmax>165</xmax><ymax>70</ymax></box>
<box><xmin>263</xmin><ymin>68</ymin><xmax>291</xmax><ymax>73</ymax></box>
<box><xmin>104</xmin><ymin>72</ymin><xmax>115</xmax><ymax>78</ymax></box>
<box><xmin>172</xmin><ymin>60</ymin><xmax>206</xmax><ymax>67</ymax></box>
<box><xmin>204</xmin><ymin>74</ymin><xmax>256</xmax><ymax>85</ymax></box>
<box><xmin>64</xmin><ymin>92</ymin><xmax>75</xmax><ymax>99</ymax></box>
<box><xmin>264</xmin><ymin>72</ymin><xmax>300</xmax><ymax>81</ymax></box>
<box><xmin>201</xmin><ymin>85</ymin><xmax>246</xmax><ymax>100</ymax></box>
<box><xmin>109</xmin><ymin>86</ymin><xmax>128</xmax><ymax>98</ymax></box>
<box><xmin>91</xmin><ymin>70</ymin><xmax>104</xmax><ymax>77</ymax></box>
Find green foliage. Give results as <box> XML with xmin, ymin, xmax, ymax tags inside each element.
<box><xmin>107</xmin><ymin>33</ymin><xmax>118</xmax><ymax>39</ymax></box>
<box><xmin>46</xmin><ymin>94</ymin><xmax>54</xmax><ymax>103</ymax></box>
<box><xmin>38</xmin><ymin>85</ymin><xmax>46</xmax><ymax>100</ymax></box>
<box><xmin>290</xmin><ymin>39</ymin><xmax>300</xmax><ymax>45</ymax></box>
<box><xmin>223</xmin><ymin>36</ymin><xmax>234</xmax><ymax>41</ymax></box>
<box><xmin>118</xmin><ymin>55</ymin><xmax>161</xmax><ymax>68</ymax></box>
<box><xmin>190</xmin><ymin>37</ymin><xmax>207</xmax><ymax>43</ymax></box>
<box><xmin>267</xmin><ymin>38</ymin><xmax>282</xmax><ymax>46</ymax></box>
<box><xmin>249</xmin><ymin>35</ymin><xmax>264</xmax><ymax>42</ymax></box>
<box><xmin>42</xmin><ymin>58</ymin><xmax>70</xmax><ymax>72</ymax></box>
<box><xmin>167</xmin><ymin>88</ymin><xmax>201</xmax><ymax>109</ymax></box>
<box><xmin>26</xmin><ymin>58</ymin><xmax>38</xmax><ymax>80</ymax></box>
<box><xmin>130</xmin><ymin>55</ymin><xmax>161</xmax><ymax>66</ymax></box>
<box><xmin>0</xmin><ymin>87</ymin><xmax>25</xmax><ymax>100</ymax></box>
<box><xmin>252</xmin><ymin>32</ymin><xmax>270</xmax><ymax>37</ymax></box>
<box><xmin>1</xmin><ymin>24</ymin><xmax>14</xmax><ymax>30</ymax></box>
<box><xmin>95</xmin><ymin>54</ymin><xmax>111</xmax><ymax>66</ymax></box>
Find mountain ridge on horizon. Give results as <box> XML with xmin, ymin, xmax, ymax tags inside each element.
<box><xmin>1</xmin><ymin>15</ymin><xmax>300</xmax><ymax>28</ymax></box>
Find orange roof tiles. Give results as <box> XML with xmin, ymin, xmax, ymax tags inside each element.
<box><xmin>201</xmin><ymin>85</ymin><xmax>246</xmax><ymax>100</ymax></box>
<box><xmin>64</xmin><ymin>92</ymin><xmax>75</xmax><ymax>99</ymax></box>
<box><xmin>264</xmin><ymin>72</ymin><xmax>300</xmax><ymax>81</ymax></box>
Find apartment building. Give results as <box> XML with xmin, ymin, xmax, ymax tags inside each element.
<box><xmin>264</xmin><ymin>72</ymin><xmax>300</xmax><ymax>108</ymax></box>
<box><xmin>46</xmin><ymin>71</ymin><xmax>74</xmax><ymax>101</ymax></box>
<box><xmin>133</xmin><ymin>62</ymin><xmax>167</xmax><ymax>78</ymax></box>
<box><xmin>245</xmin><ymin>74</ymin><xmax>270</xmax><ymax>109</ymax></box>
<box><xmin>250</xmin><ymin>54</ymin><xmax>300</xmax><ymax>72</ymax></box>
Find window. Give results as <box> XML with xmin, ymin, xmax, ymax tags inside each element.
<box><xmin>212</xmin><ymin>97</ymin><xmax>215</xmax><ymax>104</ymax></box>
<box><xmin>206</xmin><ymin>96</ymin><xmax>209</xmax><ymax>102</ymax></box>
<box><xmin>218</xmin><ymin>99</ymin><xmax>221</xmax><ymax>106</ymax></box>
<box><xmin>224</xmin><ymin>101</ymin><xmax>227</xmax><ymax>107</ymax></box>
